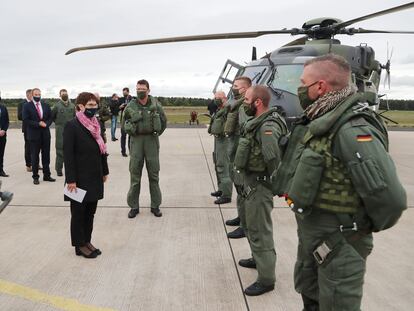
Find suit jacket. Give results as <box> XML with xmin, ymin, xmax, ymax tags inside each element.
<box><xmin>18</xmin><ymin>100</ymin><xmax>29</xmax><ymax>132</ymax></box>
<box><xmin>22</xmin><ymin>101</ymin><xmax>53</xmax><ymax>141</ymax></box>
<box><xmin>63</xmin><ymin>118</ymin><xmax>109</xmax><ymax>202</ymax></box>
<box><xmin>0</xmin><ymin>104</ymin><xmax>9</xmax><ymax>134</ymax></box>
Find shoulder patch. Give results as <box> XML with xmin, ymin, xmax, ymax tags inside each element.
<box><xmin>264</xmin><ymin>130</ymin><xmax>273</xmax><ymax>135</ymax></box>
<box><xmin>356</xmin><ymin>134</ymin><xmax>373</xmax><ymax>142</ymax></box>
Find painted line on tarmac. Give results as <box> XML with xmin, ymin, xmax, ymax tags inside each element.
<box><xmin>0</xmin><ymin>279</ymin><xmax>116</xmax><ymax>311</ymax></box>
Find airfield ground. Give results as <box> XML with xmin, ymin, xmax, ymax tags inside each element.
<box><xmin>0</xmin><ymin>128</ymin><xmax>413</xmax><ymax>311</ymax></box>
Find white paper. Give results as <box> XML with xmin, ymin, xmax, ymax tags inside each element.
<box><xmin>64</xmin><ymin>186</ymin><xmax>87</xmax><ymax>203</ymax></box>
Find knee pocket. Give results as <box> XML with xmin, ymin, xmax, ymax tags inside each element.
<box><xmin>248</xmin><ymin>229</ymin><xmax>274</xmax><ymax>251</ymax></box>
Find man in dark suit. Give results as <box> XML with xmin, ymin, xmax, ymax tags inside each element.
<box><xmin>22</xmin><ymin>88</ymin><xmax>55</xmax><ymax>184</ymax></box>
<box><xmin>0</xmin><ymin>92</ymin><xmax>9</xmax><ymax>177</ymax></box>
<box><xmin>18</xmin><ymin>89</ymin><xmax>33</xmax><ymax>172</ymax></box>
<box><xmin>119</xmin><ymin>87</ymin><xmax>132</xmax><ymax>156</ymax></box>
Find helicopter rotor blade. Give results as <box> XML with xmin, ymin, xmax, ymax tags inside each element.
<box><xmin>334</xmin><ymin>2</ymin><xmax>414</xmax><ymax>30</ymax></box>
<box><xmin>65</xmin><ymin>29</ymin><xmax>297</xmax><ymax>55</ymax></box>
<box><xmin>344</xmin><ymin>28</ymin><xmax>414</xmax><ymax>34</ymax></box>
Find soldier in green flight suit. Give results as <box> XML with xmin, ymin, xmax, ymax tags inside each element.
<box><xmin>123</xmin><ymin>79</ymin><xmax>167</xmax><ymax>219</ymax></box>
<box><xmin>223</xmin><ymin>76</ymin><xmax>252</xmax><ymax>239</ymax></box>
<box><xmin>94</xmin><ymin>93</ymin><xmax>111</xmax><ymax>143</ymax></box>
<box><xmin>52</xmin><ymin>89</ymin><xmax>75</xmax><ymax>176</ymax></box>
<box><xmin>209</xmin><ymin>91</ymin><xmax>232</xmax><ymax>203</ymax></box>
<box><xmin>233</xmin><ymin>85</ymin><xmax>288</xmax><ymax>296</ymax></box>
<box><xmin>272</xmin><ymin>54</ymin><xmax>407</xmax><ymax>311</ymax></box>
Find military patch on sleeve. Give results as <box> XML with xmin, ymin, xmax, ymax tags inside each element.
<box><xmin>264</xmin><ymin>130</ymin><xmax>273</xmax><ymax>135</ymax></box>
<box><xmin>356</xmin><ymin>134</ymin><xmax>372</xmax><ymax>142</ymax></box>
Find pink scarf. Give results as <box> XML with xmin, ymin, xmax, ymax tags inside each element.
<box><xmin>76</xmin><ymin>111</ymin><xmax>107</xmax><ymax>154</ymax></box>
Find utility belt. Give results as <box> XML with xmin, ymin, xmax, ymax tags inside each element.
<box><xmin>239</xmin><ymin>172</ymin><xmax>272</xmax><ymax>197</ymax></box>
<box><xmin>312</xmin><ymin>213</ymin><xmax>371</xmax><ymax>265</ymax></box>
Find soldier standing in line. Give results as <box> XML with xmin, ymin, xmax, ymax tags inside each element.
<box><xmin>123</xmin><ymin>80</ymin><xmax>167</xmax><ymax>219</ymax></box>
<box><xmin>223</xmin><ymin>76</ymin><xmax>252</xmax><ymax>239</ymax></box>
<box><xmin>52</xmin><ymin>89</ymin><xmax>75</xmax><ymax>176</ymax></box>
<box><xmin>233</xmin><ymin>85</ymin><xmax>287</xmax><ymax>296</ymax></box>
<box><xmin>209</xmin><ymin>91</ymin><xmax>232</xmax><ymax>204</ymax></box>
<box><xmin>94</xmin><ymin>93</ymin><xmax>111</xmax><ymax>144</ymax></box>
<box><xmin>273</xmin><ymin>54</ymin><xmax>406</xmax><ymax>310</ymax></box>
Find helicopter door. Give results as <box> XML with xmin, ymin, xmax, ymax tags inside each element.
<box><xmin>212</xmin><ymin>59</ymin><xmax>243</xmax><ymax>94</ymax></box>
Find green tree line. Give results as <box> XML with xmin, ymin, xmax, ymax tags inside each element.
<box><xmin>1</xmin><ymin>96</ymin><xmax>212</xmax><ymax>107</ymax></box>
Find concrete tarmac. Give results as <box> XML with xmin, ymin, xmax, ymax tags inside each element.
<box><xmin>0</xmin><ymin>128</ymin><xmax>413</xmax><ymax>311</ymax></box>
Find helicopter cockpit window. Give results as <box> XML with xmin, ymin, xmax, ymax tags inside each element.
<box><xmin>239</xmin><ymin>66</ymin><xmax>268</xmax><ymax>85</ymax></box>
<box><xmin>269</xmin><ymin>64</ymin><xmax>304</xmax><ymax>95</ymax></box>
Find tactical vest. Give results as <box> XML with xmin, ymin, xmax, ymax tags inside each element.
<box><xmin>125</xmin><ymin>99</ymin><xmax>163</xmax><ymax>135</ymax></box>
<box><xmin>209</xmin><ymin>106</ymin><xmax>227</xmax><ymax>136</ymax></box>
<box><xmin>235</xmin><ymin>109</ymin><xmax>287</xmax><ymax>173</ymax></box>
<box><xmin>274</xmin><ymin>93</ymin><xmax>388</xmax><ymax>214</ymax></box>
<box><xmin>224</xmin><ymin>98</ymin><xmax>244</xmax><ymax>136</ymax></box>
<box><xmin>54</xmin><ymin>101</ymin><xmax>75</xmax><ymax>126</ymax></box>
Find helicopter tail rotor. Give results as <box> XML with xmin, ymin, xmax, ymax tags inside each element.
<box><xmin>381</xmin><ymin>42</ymin><xmax>393</xmax><ymax>89</ymax></box>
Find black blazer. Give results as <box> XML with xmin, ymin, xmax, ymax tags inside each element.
<box><xmin>63</xmin><ymin>118</ymin><xmax>109</xmax><ymax>202</ymax></box>
<box><xmin>0</xmin><ymin>104</ymin><xmax>9</xmax><ymax>133</ymax></box>
<box><xmin>18</xmin><ymin>100</ymin><xmax>29</xmax><ymax>132</ymax></box>
<box><xmin>22</xmin><ymin>101</ymin><xmax>53</xmax><ymax>141</ymax></box>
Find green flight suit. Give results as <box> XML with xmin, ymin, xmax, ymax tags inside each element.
<box><xmin>224</xmin><ymin>96</ymin><xmax>250</xmax><ymax>223</ymax></box>
<box><xmin>51</xmin><ymin>100</ymin><xmax>75</xmax><ymax>174</ymax></box>
<box><xmin>209</xmin><ymin>106</ymin><xmax>232</xmax><ymax>199</ymax></box>
<box><xmin>122</xmin><ymin>96</ymin><xmax>167</xmax><ymax>210</ymax></box>
<box><xmin>234</xmin><ymin>108</ymin><xmax>287</xmax><ymax>286</ymax></box>
<box><xmin>97</xmin><ymin>100</ymin><xmax>111</xmax><ymax>143</ymax></box>
<box><xmin>273</xmin><ymin>94</ymin><xmax>406</xmax><ymax>310</ymax></box>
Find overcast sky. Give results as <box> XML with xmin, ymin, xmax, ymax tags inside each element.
<box><xmin>1</xmin><ymin>0</ymin><xmax>414</xmax><ymax>99</ymax></box>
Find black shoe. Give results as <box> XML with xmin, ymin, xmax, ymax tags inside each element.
<box><xmin>128</xmin><ymin>208</ymin><xmax>140</xmax><ymax>218</ymax></box>
<box><xmin>214</xmin><ymin>197</ymin><xmax>231</xmax><ymax>205</ymax></box>
<box><xmin>122</xmin><ymin>153</ymin><xmax>128</xmax><ymax>157</ymax></box>
<box><xmin>33</xmin><ymin>178</ymin><xmax>40</xmax><ymax>185</ymax></box>
<box><xmin>151</xmin><ymin>208</ymin><xmax>162</xmax><ymax>217</ymax></box>
<box><xmin>43</xmin><ymin>176</ymin><xmax>56</xmax><ymax>182</ymax></box>
<box><xmin>112</xmin><ymin>138</ymin><xmax>118</xmax><ymax>141</ymax></box>
<box><xmin>244</xmin><ymin>282</ymin><xmax>274</xmax><ymax>296</ymax></box>
<box><xmin>75</xmin><ymin>246</ymin><xmax>98</xmax><ymax>259</ymax></box>
<box><xmin>227</xmin><ymin>227</ymin><xmax>245</xmax><ymax>239</ymax></box>
<box><xmin>239</xmin><ymin>258</ymin><xmax>256</xmax><ymax>269</ymax></box>
<box><xmin>87</xmin><ymin>243</ymin><xmax>102</xmax><ymax>256</ymax></box>
<box><xmin>211</xmin><ymin>190</ymin><xmax>223</xmax><ymax>197</ymax></box>
<box><xmin>0</xmin><ymin>171</ymin><xmax>9</xmax><ymax>177</ymax></box>
<box><xmin>225</xmin><ymin>217</ymin><xmax>240</xmax><ymax>226</ymax></box>
<box><xmin>57</xmin><ymin>172</ymin><xmax>63</xmax><ymax>177</ymax></box>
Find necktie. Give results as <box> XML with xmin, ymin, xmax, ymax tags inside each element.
<box><xmin>35</xmin><ymin>102</ymin><xmax>42</xmax><ymax>119</ymax></box>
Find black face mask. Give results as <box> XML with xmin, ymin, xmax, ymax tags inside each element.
<box><xmin>84</xmin><ymin>108</ymin><xmax>98</xmax><ymax>118</ymax></box>
<box><xmin>61</xmin><ymin>95</ymin><xmax>69</xmax><ymax>101</ymax></box>
<box><xmin>33</xmin><ymin>96</ymin><xmax>41</xmax><ymax>102</ymax></box>
<box><xmin>244</xmin><ymin>101</ymin><xmax>257</xmax><ymax>116</ymax></box>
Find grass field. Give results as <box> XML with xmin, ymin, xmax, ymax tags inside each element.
<box><xmin>5</xmin><ymin>107</ymin><xmax>414</xmax><ymax>127</ymax></box>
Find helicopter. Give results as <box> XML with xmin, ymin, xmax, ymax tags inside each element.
<box><xmin>66</xmin><ymin>2</ymin><xmax>414</xmax><ymax>122</ymax></box>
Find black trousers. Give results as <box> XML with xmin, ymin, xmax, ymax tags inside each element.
<box><xmin>70</xmin><ymin>200</ymin><xmax>98</xmax><ymax>247</ymax></box>
<box><xmin>120</xmin><ymin>128</ymin><xmax>130</xmax><ymax>155</ymax></box>
<box><xmin>23</xmin><ymin>131</ymin><xmax>31</xmax><ymax>167</ymax></box>
<box><xmin>0</xmin><ymin>136</ymin><xmax>6</xmax><ymax>172</ymax></box>
<box><xmin>29</xmin><ymin>137</ymin><xmax>51</xmax><ymax>179</ymax></box>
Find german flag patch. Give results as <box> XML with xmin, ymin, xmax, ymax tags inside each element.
<box><xmin>264</xmin><ymin>130</ymin><xmax>273</xmax><ymax>135</ymax></box>
<box><xmin>357</xmin><ymin>134</ymin><xmax>372</xmax><ymax>142</ymax></box>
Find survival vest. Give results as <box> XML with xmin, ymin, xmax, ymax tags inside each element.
<box><xmin>124</xmin><ymin>98</ymin><xmax>163</xmax><ymax>135</ymax></box>
<box><xmin>273</xmin><ymin>93</ymin><xmax>406</xmax><ymax>231</ymax></box>
<box><xmin>234</xmin><ymin>108</ymin><xmax>287</xmax><ymax>173</ymax></box>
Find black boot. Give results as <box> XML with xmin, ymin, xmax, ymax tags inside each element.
<box><xmin>225</xmin><ymin>217</ymin><xmax>240</xmax><ymax>226</ymax></box>
<box><xmin>151</xmin><ymin>208</ymin><xmax>162</xmax><ymax>217</ymax></box>
<box><xmin>227</xmin><ymin>227</ymin><xmax>245</xmax><ymax>239</ymax></box>
<box><xmin>210</xmin><ymin>190</ymin><xmax>222</xmax><ymax>197</ymax></box>
<box><xmin>244</xmin><ymin>282</ymin><xmax>274</xmax><ymax>296</ymax></box>
<box><xmin>238</xmin><ymin>257</ymin><xmax>256</xmax><ymax>269</ymax></box>
<box><xmin>214</xmin><ymin>197</ymin><xmax>231</xmax><ymax>204</ymax></box>
<box><xmin>128</xmin><ymin>208</ymin><xmax>140</xmax><ymax>218</ymax></box>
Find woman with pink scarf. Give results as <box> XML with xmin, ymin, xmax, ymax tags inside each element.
<box><xmin>63</xmin><ymin>92</ymin><xmax>109</xmax><ymax>259</ymax></box>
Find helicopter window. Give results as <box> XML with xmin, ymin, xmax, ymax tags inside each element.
<box><xmin>239</xmin><ymin>66</ymin><xmax>268</xmax><ymax>84</ymax></box>
<box><xmin>269</xmin><ymin>64</ymin><xmax>304</xmax><ymax>95</ymax></box>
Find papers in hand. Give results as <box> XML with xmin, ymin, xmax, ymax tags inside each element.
<box><xmin>64</xmin><ymin>186</ymin><xmax>87</xmax><ymax>203</ymax></box>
